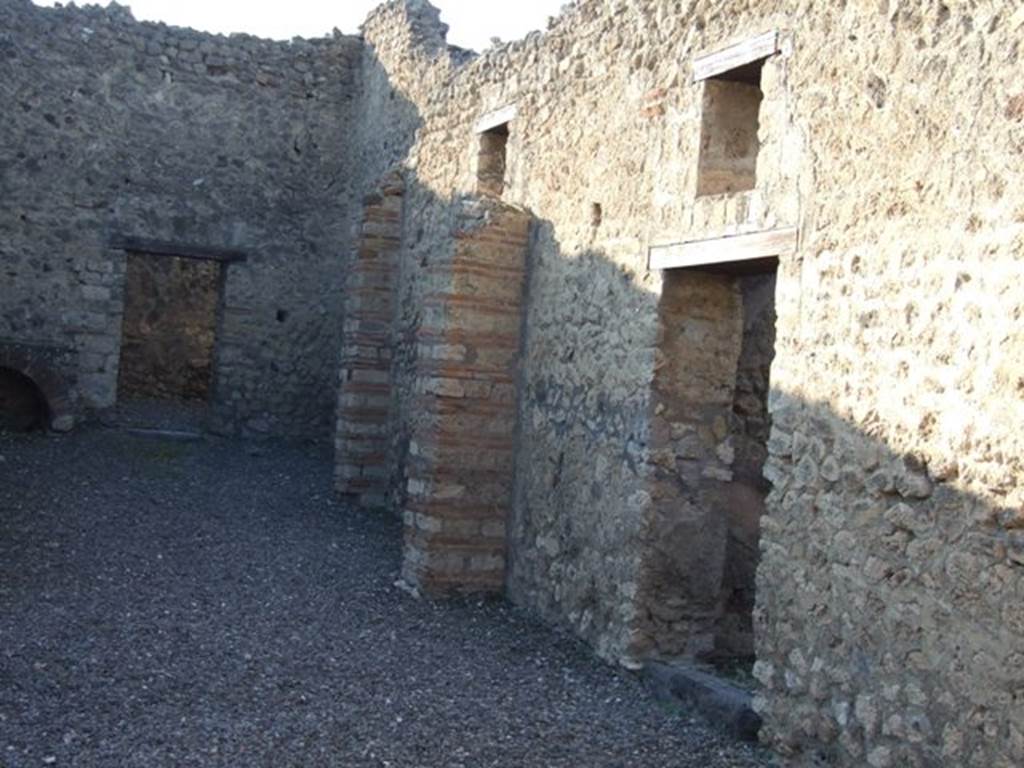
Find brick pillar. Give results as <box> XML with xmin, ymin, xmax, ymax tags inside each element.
<box><xmin>334</xmin><ymin>173</ymin><xmax>404</xmax><ymax>508</ymax></box>
<box><xmin>402</xmin><ymin>199</ymin><xmax>531</xmax><ymax>595</ymax></box>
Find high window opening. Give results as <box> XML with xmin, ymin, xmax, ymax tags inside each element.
<box><xmin>477</xmin><ymin>122</ymin><xmax>509</xmax><ymax>199</ymax></box>
<box><xmin>0</xmin><ymin>367</ymin><xmax>49</xmax><ymax>432</ymax></box>
<box><xmin>696</xmin><ymin>59</ymin><xmax>765</xmax><ymax>197</ymax></box>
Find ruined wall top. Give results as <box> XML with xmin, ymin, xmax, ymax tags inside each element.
<box><xmin>360</xmin><ymin>0</ymin><xmax>457</xmax><ymax>58</ymax></box>
<box><xmin>9</xmin><ymin>0</ymin><xmax>364</xmax><ymax>44</ymax></box>
<box><xmin>2</xmin><ymin>0</ymin><xmax>364</xmax><ymax>85</ymax></box>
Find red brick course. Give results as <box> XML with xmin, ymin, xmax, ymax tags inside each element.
<box><xmin>402</xmin><ymin>202</ymin><xmax>531</xmax><ymax>595</ymax></box>
<box><xmin>334</xmin><ymin>173</ymin><xmax>404</xmax><ymax>508</ymax></box>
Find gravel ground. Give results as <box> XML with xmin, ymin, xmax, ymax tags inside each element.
<box><xmin>97</xmin><ymin>398</ymin><xmax>208</xmax><ymax>433</ymax></box>
<box><xmin>0</xmin><ymin>427</ymin><xmax>774</xmax><ymax>768</ymax></box>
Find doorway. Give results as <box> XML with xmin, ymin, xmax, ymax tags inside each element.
<box><xmin>637</xmin><ymin>260</ymin><xmax>778</xmax><ymax>675</ymax></box>
<box><xmin>117</xmin><ymin>251</ymin><xmax>223</xmax><ymax>430</ymax></box>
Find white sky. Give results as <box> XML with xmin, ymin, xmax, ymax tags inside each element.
<box><xmin>31</xmin><ymin>1</ymin><xmax>568</xmax><ymax>50</ymax></box>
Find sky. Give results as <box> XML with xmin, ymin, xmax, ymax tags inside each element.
<box><xmin>31</xmin><ymin>1</ymin><xmax>568</xmax><ymax>50</ymax></box>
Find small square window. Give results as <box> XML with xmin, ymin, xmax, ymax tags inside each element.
<box><xmin>477</xmin><ymin>123</ymin><xmax>509</xmax><ymax>199</ymax></box>
<box><xmin>696</xmin><ymin>60</ymin><xmax>765</xmax><ymax>197</ymax></box>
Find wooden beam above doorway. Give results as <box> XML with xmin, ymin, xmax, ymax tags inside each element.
<box><xmin>475</xmin><ymin>104</ymin><xmax>517</xmax><ymax>134</ymax></box>
<box><xmin>692</xmin><ymin>30</ymin><xmax>780</xmax><ymax>82</ymax></box>
<box><xmin>110</xmin><ymin>235</ymin><xmax>248</xmax><ymax>264</ymax></box>
<box><xmin>649</xmin><ymin>227</ymin><xmax>797</xmax><ymax>271</ymax></box>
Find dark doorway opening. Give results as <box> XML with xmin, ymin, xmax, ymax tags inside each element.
<box><xmin>117</xmin><ymin>251</ymin><xmax>223</xmax><ymax>429</ymax></box>
<box><xmin>715</xmin><ymin>269</ymin><xmax>776</xmax><ymax>666</ymax></box>
<box><xmin>638</xmin><ymin>259</ymin><xmax>778</xmax><ymax>681</ymax></box>
<box><xmin>0</xmin><ymin>368</ymin><xmax>49</xmax><ymax>432</ymax></box>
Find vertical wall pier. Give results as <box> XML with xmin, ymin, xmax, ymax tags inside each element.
<box><xmin>402</xmin><ymin>200</ymin><xmax>531</xmax><ymax>595</ymax></box>
<box><xmin>335</xmin><ymin>173</ymin><xmax>405</xmax><ymax>508</ymax></box>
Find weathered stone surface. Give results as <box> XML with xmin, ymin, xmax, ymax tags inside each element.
<box><xmin>49</xmin><ymin>414</ymin><xmax>75</xmax><ymax>433</ymax></box>
<box><xmin>348</xmin><ymin>1</ymin><xmax>1024</xmax><ymax>765</ymax></box>
<box><xmin>5</xmin><ymin>0</ymin><xmax>1024</xmax><ymax>765</ymax></box>
<box><xmin>1</xmin><ymin>0</ymin><xmax>362</xmax><ymax>438</ymax></box>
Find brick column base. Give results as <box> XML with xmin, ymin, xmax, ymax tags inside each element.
<box><xmin>402</xmin><ymin>198</ymin><xmax>531</xmax><ymax>595</ymax></box>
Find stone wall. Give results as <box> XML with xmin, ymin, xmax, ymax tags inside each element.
<box><xmin>749</xmin><ymin>4</ymin><xmax>1024</xmax><ymax>765</ymax></box>
<box><xmin>0</xmin><ymin>0</ymin><xmax>362</xmax><ymax>437</ymax></box>
<box><xmin>356</xmin><ymin>0</ymin><xmax>799</xmax><ymax>660</ymax></box>
<box><xmin>6</xmin><ymin>0</ymin><xmax>1024</xmax><ymax>764</ymax></box>
<box><xmin>350</xmin><ymin>1</ymin><xmax>1024</xmax><ymax>765</ymax></box>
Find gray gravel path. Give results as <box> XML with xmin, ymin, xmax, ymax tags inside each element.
<box><xmin>0</xmin><ymin>428</ymin><xmax>773</xmax><ymax>767</ymax></box>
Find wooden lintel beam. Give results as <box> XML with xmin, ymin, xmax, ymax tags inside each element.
<box><xmin>475</xmin><ymin>104</ymin><xmax>517</xmax><ymax>134</ymax></box>
<box><xmin>649</xmin><ymin>227</ymin><xmax>798</xmax><ymax>271</ymax></box>
<box><xmin>109</xmin><ymin>235</ymin><xmax>248</xmax><ymax>263</ymax></box>
<box><xmin>693</xmin><ymin>31</ymin><xmax>780</xmax><ymax>82</ymax></box>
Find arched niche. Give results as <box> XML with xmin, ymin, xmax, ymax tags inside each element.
<box><xmin>0</xmin><ymin>344</ymin><xmax>76</xmax><ymax>432</ymax></box>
